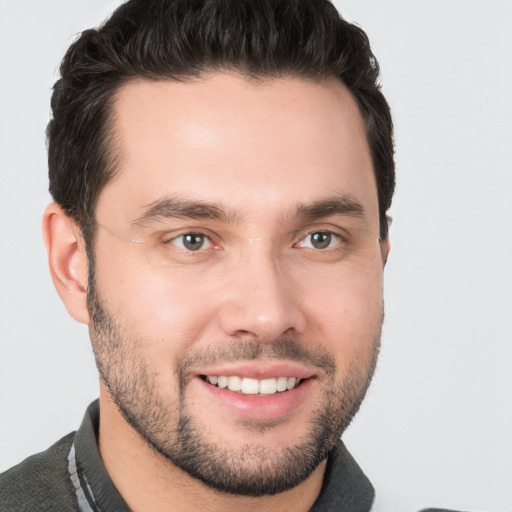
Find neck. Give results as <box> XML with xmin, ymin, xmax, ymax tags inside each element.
<box><xmin>98</xmin><ymin>387</ymin><xmax>327</xmax><ymax>512</ymax></box>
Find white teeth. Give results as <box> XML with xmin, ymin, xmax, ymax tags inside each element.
<box><xmin>286</xmin><ymin>377</ymin><xmax>297</xmax><ymax>390</ymax></box>
<box><xmin>204</xmin><ymin>375</ymin><xmax>302</xmax><ymax>394</ymax></box>
<box><xmin>259</xmin><ymin>378</ymin><xmax>277</xmax><ymax>395</ymax></box>
<box><xmin>241</xmin><ymin>378</ymin><xmax>259</xmax><ymax>395</ymax></box>
<box><xmin>227</xmin><ymin>376</ymin><xmax>242</xmax><ymax>391</ymax></box>
<box><xmin>276</xmin><ymin>376</ymin><xmax>288</xmax><ymax>392</ymax></box>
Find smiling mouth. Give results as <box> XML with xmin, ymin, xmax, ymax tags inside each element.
<box><xmin>200</xmin><ymin>375</ymin><xmax>305</xmax><ymax>395</ymax></box>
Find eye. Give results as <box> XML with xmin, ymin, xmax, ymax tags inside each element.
<box><xmin>168</xmin><ymin>233</ymin><xmax>213</xmax><ymax>251</ymax></box>
<box><xmin>296</xmin><ymin>231</ymin><xmax>342</xmax><ymax>250</ymax></box>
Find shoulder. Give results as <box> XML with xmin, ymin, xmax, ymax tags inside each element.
<box><xmin>0</xmin><ymin>432</ymin><xmax>78</xmax><ymax>512</ymax></box>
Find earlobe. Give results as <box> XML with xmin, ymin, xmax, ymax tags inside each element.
<box><xmin>42</xmin><ymin>203</ymin><xmax>90</xmax><ymax>324</ymax></box>
<box><xmin>380</xmin><ymin>237</ymin><xmax>391</xmax><ymax>266</ymax></box>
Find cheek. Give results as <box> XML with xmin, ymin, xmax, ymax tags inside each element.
<box><xmin>304</xmin><ymin>268</ymin><xmax>383</xmax><ymax>362</ymax></box>
<box><xmin>95</xmin><ymin>257</ymin><xmax>219</xmax><ymax>357</ymax></box>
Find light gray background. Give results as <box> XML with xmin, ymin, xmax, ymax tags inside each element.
<box><xmin>1</xmin><ymin>1</ymin><xmax>511</xmax><ymax>511</ymax></box>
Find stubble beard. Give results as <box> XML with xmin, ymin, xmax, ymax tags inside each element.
<box><xmin>87</xmin><ymin>267</ymin><xmax>381</xmax><ymax>497</ymax></box>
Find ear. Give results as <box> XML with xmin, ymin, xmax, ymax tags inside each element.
<box><xmin>42</xmin><ymin>203</ymin><xmax>90</xmax><ymax>324</ymax></box>
<box><xmin>380</xmin><ymin>237</ymin><xmax>391</xmax><ymax>266</ymax></box>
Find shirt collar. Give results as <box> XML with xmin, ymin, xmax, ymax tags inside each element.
<box><xmin>74</xmin><ymin>400</ymin><xmax>374</xmax><ymax>512</ymax></box>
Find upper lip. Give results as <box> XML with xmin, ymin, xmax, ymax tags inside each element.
<box><xmin>192</xmin><ymin>361</ymin><xmax>317</xmax><ymax>381</ymax></box>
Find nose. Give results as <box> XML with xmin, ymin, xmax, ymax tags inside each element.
<box><xmin>218</xmin><ymin>247</ymin><xmax>307</xmax><ymax>342</ymax></box>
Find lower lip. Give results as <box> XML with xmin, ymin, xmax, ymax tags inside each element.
<box><xmin>193</xmin><ymin>377</ymin><xmax>315</xmax><ymax>421</ymax></box>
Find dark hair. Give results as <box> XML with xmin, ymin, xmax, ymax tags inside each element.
<box><xmin>48</xmin><ymin>0</ymin><xmax>394</xmax><ymax>242</ymax></box>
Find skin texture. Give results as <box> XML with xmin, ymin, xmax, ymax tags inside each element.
<box><xmin>43</xmin><ymin>73</ymin><xmax>389</xmax><ymax>512</ymax></box>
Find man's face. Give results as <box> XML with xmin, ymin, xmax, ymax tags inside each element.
<box><xmin>90</xmin><ymin>73</ymin><xmax>386</xmax><ymax>495</ymax></box>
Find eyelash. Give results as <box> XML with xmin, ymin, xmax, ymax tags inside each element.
<box><xmin>293</xmin><ymin>231</ymin><xmax>344</xmax><ymax>250</ymax></box>
<box><xmin>165</xmin><ymin>230</ymin><xmax>345</xmax><ymax>252</ymax></box>
<box><xmin>166</xmin><ymin>233</ymin><xmax>214</xmax><ymax>252</ymax></box>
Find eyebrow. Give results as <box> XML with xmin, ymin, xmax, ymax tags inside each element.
<box><xmin>132</xmin><ymin>196</ymin><xmax>240</xmax><ymax>226</ymax></box>
<box><xmin>292</xmin><ymin>195</ymin><xmax>366</xmax><ymax>222</ymax></box>
<box><xmin>132</xmin><ymin>194</ymin><xmax>366</xmax><ymax>227</ymax></box>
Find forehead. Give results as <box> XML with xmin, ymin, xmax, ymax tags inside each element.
<box><xmin>97</xmin><ymin>73</ymin><xmax>377</xmax><ymax>227</ymax></box>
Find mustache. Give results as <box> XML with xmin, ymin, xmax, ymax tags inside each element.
<box><xmin>177</xmin><ymin>338</ymin><xmax>337</xmax><ymax>379</ymax></box>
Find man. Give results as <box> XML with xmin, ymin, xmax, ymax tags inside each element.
<box><xmin>0</xmin><ymin>1</ymin><xmax>462</xmax><ymax>511</ymax></box>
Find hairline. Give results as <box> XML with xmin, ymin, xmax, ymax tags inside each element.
<box><xmin>82</xmin><ymin>69</ymin><xmax>379</xmax><ymax>250</ymax></box>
